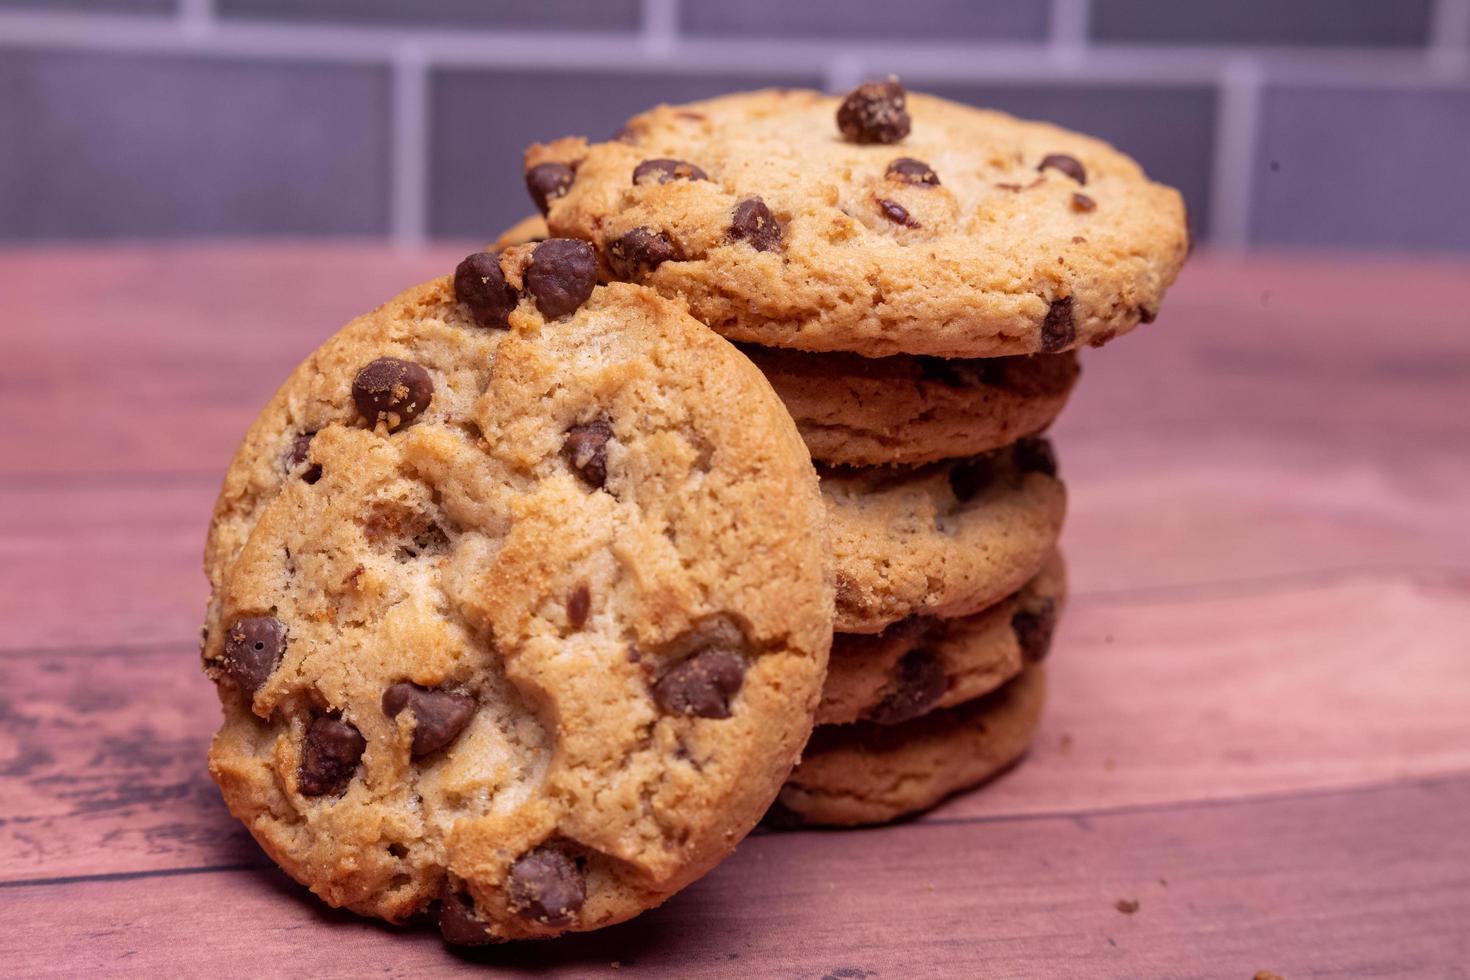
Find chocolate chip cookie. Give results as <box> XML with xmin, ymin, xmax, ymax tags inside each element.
<box><xmin>776</xmin><ymin>665</ymin><xmax>1048</xmax><ymax>826</ymax></box>
<box><xmin>819</xmin><ymin>550</ymin><xmax>1064</xmax><ymax>726</ymax></box>
<box><xmin>530</xmin><ymin>83</ymin><xmax>1188</xmax><ymax>358</ymax></box>
<box><xmin>823</xmin><ymin>439</ymin><xmax>1065</xmax><ymax>634</ymax></box>
<box><xmin>742</xmin><ymin>345</ymin><xmax>1078</xmax><ymax>466</ymax></box>
<box><xmin>202</xmin><ymin>244</ymin><xmax>834</xmax><ymax>943</ymax></box>
<box><xmin>487</xmin><ymin>215</ymin><xmax>1077</xmax><ymax>467</ymax></box>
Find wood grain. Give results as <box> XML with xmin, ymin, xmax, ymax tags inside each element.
<box><xmin>6</xmin><ymin>573</ymin><xmax>1468</xmax><ymax>885</ymax></box>
<box><xmin>3</xmin><ymin>778</ymin><xmax>1466</xmax><ymax>978</ymax></box>
<box><xmin>3</xmin><ymin>246</ymin><xmax>1469</xmax><ymax>975</ymax></box>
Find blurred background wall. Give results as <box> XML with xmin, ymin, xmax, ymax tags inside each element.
<box><xmin>1</xmin><ymin>0</ymin><xmax>1467</xmax><ymax>249</ymax></box>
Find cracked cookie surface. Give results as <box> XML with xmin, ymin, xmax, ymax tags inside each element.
<box><xmin>819</xmin><ymin>550</ymin><xmax>1064</xmax><ymax>726</ymax></box>
<box><xmin>776</xmin><ymin>665</ymin><xmax>1047</xmax><ymax>826</ymax></box>
<box><xmin>202</xmin><ymin>258</ymin><xmax>833</xmax><ymax>942</ymax></box>
<box><xmin>823</xmin><ymin>439</ymin><xmax>1065</xmax><ymax>634</ymax></box>
<box><xmin>487</xmin><ymin>216</ymin><xmax>1079</xmax><ymax>467</ymax></box>
<box><xmin>532</xmin><ymin>86</ymin><xmax>1188</xmax><ymax>358</ymax></box>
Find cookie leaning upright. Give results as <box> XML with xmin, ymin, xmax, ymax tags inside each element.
<box><xmin>200</xmin><ymin>239</ymin><xmax>832</xmax><ymax>943</ymax></box>
<box><xmin>531</xmin><ymin>81</ymin><xmax>1189</xmax><ymax>358</ymax></box>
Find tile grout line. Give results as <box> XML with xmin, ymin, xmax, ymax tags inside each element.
<box><xmin>1048</xmin><ymin>0</ymin><xmax>1090</xmax><ymax>61</ymax></box>
<box><xmin>824</xmin><ymin>52</ymin><xmax>863</xmax><ymax>93</ymax></box>
<box><xmin>1206</xmin><ymin>57</ymin><xmax>1263</xmax><ymax>250</ymax></box>
<box><xmin>177</xmin><ymin>0</ymin><xmax>213</xmax><ymax>39</ymax></box>
<box><xmin>1429</xmin><ymin>0</ymin><xmax>1470</xmax><ymax>76</ymax></box>
<box><xmin>0</xmin><ymin>12</ymin><xmax>1461</xmax><ymax>86</ymax></box>
<box><xmin>640</xmin><ymin>0</ymin><xmax>678</xmax><ymax>55</ymax></box>
<box><xmin>389</xmin><ymin>45</ymin><xmax>429</xmax><ymax>249</ymax></box>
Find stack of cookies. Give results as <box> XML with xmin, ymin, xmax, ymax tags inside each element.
<box><xmin>517</xmin><ymin>81</ymin><xmax>1188</xmax><ymax>826</ymax></box>
<box><xmin>199</xmin><ymin>79</ymin><xmax>1185</xmax><ymax>947</ymax></box>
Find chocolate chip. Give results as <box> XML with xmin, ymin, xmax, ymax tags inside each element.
<box><xmin>352</xmin><ymin>358</ymin><xmax>433</xmax><ymax>432</ymax></box>
<box><xmin>219</xmin><ymin>616</ymin><xmax>285</xmax><ymax>696</ymax></box>
<box><xmin>632</xmin><ymin>158</ymin><xmax>708</xmax><ymax>185</ymax></box>
<box><xmin>287</xmin><ymin>432</ymin><xmax>322</xmax><ymax>484</ymax></box>
<box><xmin>654</xmin><ymin>648</ymin><xmax>745</xmax><ymax>718</ymax></box>
<box><xmin>507</xmin><ymin>846</ymin><xmax>585</xmax><ymax>926</ymax></box>
<box><xmin>525</xmin><ymin>239</ymin><xmax>597</xmax><ymax>319</ymax></box>
<box><xmin>567</xmin><ymin>584</ymin><xmax>591</xmax><ymax>629</ymax></box>
<box><xmin>562</xmin><ymin>419</ymin><xmax>612</xmax><ymax>489</ymax></box>
<box><xmin>728</xmin><ymin>197</ymin><xmax>781</xmax><ymax>252</ymax></box>
<box><xmin>438</xmin><ymin>890</ymin><xmax>493</xmax><ymax>946</ymax></box>
<box><xmin>876</xmin><ymin>199</ymin><xmax>919</xmax><ymax>228</ymax></box>
<box><xmin>1039</xmin><ymin>153</ymin><xmax>1087</xmax><ymax>185</ymax></box>
<box><xmin>886</xmin><ymin>157</ymin><xmax>939</xmax><ymax>186</ymax></box>
<box><xmin>288</xmin><ymin>432</ymin><xmax>312</xmax><ymax>467</ymax></box>
<box><xmin>1041</xmin><ymin>297</ymin><xmax>1075</xmax><ymax>353</ymax></box>
<box><xmin>607</xmin><ymin>227</ymin><xmax>681</xmax><ymax>279</ymax></box>
<box><xmin>866</xmin><ymin>649</ymin><xmax>947</xmax><ymax>725</ymax></box>
<box><xmin>298</xmin><ymin>716</ymin><xmax>365</xmax><ymax>796</ymax></box>
<box><xmin>1071</xmin><ymin>192</ymin><xmax>1096</xmax><ymax>213</ymax></box>
<box><xmin>382</xmin><ymin>683</ymin><xmax>475</xmax><ymax>759</ymax></box>
<box><xmin>525</xmin><ymin>162</ymin><xmax>575</xmax><ymax>217</ymax></box>
<box><xmin>1139</xmin><ymin>307</ymin><xmax>1157</xmax><ymax>324</ymax></box>
<box><xmin>454</xmin><ymin>252</ymin><xmax>516</xmax><ymax>330</ymax></box>
<box><xmin>948</xmin><ymin>454</ymin><xmax>998</xmax><ymax>503</ymax></box>
<box><xmin>1012</xmin><ymin>599</ymin><xmax>1058</xmax><ymax>663</ymax></box>
<box><xmin>1014</xmin><ymin>436</ymin><xmax>1057</xmax><ymax>477</ymax></box>
<box><xmin>837</xmin><ymin>78</ymin><xmax>910</xmax><ymax>144</ymax></box>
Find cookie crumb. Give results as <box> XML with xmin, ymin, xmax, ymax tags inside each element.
<box><xmin>610</xmin><ymin>962</ymin><xmax>621</xmax><ymax>970</ymax></box>
<box><xmin>1114</xmin><ymin>898</ymin><xmax>1140</xmax><ymax>914</ymax></box>
<box><xmin>1254</xmin><ymin>972</ymin><xmax>1287</xmax><ymax>980</ymax></box>
<box><xmin>1059</xmin><ymin>733</ymin><xmax>1074</xmax><ymax>753</ymax></box>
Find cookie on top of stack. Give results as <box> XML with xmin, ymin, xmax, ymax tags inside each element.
<box><xmin>519</xmin><ymin>79</ymin><xmax>1188</xmax><ymax>825</ymax></box>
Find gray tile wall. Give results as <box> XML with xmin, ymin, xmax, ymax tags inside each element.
<box><xmin>0</xmin><ymin>0</ymin><xmax>1467</xmax><ymax>250</ymax></box>
<box><xmin>1090</xmin><ymin>0</ymin><xmax>1434</xmax><ymax>47</ymax></box>
<box><xmin>0</xmin><ymin>0</ymin><xmax>173</xmax><ymax>12</ymax></box>
<box><xmin>680</xmin><ymin>0</ymin><xmax>1049</xmax><ymax>42</ymax></box>
<box><xmin>1252</xmin><ymin>86</ymin><xmax>1470</xmax><ymax>250</ymax></box>
<box><xmin>217</xmin><ymin>0</ymin><xmax>640</xmax><ymax>33</ymax></box>
<box><xmin>0</xmin><ymin>49</ymin><xmax>390</xmax><ymax>239</ymax></box>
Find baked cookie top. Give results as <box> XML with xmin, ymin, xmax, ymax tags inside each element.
<box><xmin>531</xmin><ymin>83</ymin><xmax>1189</xmax><ymax>358</ymax></box>
<box><xmin>201</xmin><ymin>245</ymin><xmax>832</xmax><ymax>943</ymax></box>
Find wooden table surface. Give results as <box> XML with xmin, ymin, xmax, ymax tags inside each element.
<box><xmin>2</xmin><ymin>246</ymin><xmax>1468</xmax><ymax>978</ymax></box>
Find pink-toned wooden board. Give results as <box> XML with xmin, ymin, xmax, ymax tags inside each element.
<box><xmin>3</xmin><ymin>246</ymin><xmax>1469</xmax><ymax>976</ymax></box>
<box><xmin>3</xmin><ymin>778</ymin><xmax>1466</xmax><ymax>978</ymax></box>
<box><xmin>4</xmin><ymin>572</ymin><xmax>1469</xmax><ymax>888</ymax></box>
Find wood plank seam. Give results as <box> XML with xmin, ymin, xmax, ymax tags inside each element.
<box><xmin>5</xmin><ymin>774</ymin><xmax>1465</xmax><ymax>892</ymax></box>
